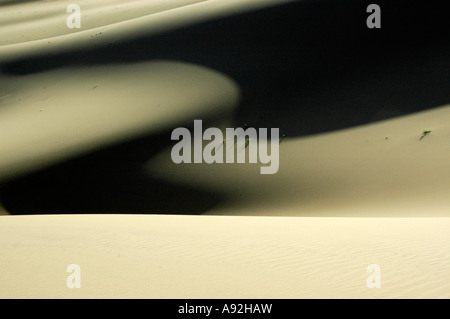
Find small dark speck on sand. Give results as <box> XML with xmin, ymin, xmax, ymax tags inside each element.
<box><xmin>420</xmin><ymin>129</ymin><xmax>432</xmax><ymax>141</ymax></box>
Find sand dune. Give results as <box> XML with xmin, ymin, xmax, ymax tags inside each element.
<box><xmin>0</xmin><ymin>0</ymin><xmax>293</xmax><ymax>63</ymax></box>
<box><xmin>1</xmin><ymin>214</ymin><xmax>450</xmax><ymax>299</ymax></box>
<box><xmin>147</xmin><ymin>104</ymin><xmax>450</xmax><ymax>217</ymax></box>
<box><xmin>0</xmin><ymin>0</ymin><xmax>206</xmax><ymax>46</ymax></box>
<box><xmin>0</xmin><ymin>61</ymin><xmax>239</xmax><ymax>181</ymax></box>
<box><xmin>0</xmin><ymin>201</ymin><xmax>8</xmax><ymax>215</ymax></box>
<box><xmin>0</xmin><ymin>0</ymin><xmax>449</xmax><ymax>299</ymax></box>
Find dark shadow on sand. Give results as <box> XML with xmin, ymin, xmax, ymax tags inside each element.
<box><xmin>0</xmin><ymin>125</ymin><xmax>225</xmax><ymax>215</ymax></box>
<box><xmin>0</xmin><ymin>0</ymin><xmax>41</xmax><ymax>7</ymax></box>
<box><xmin>2</xmin><ymin>0</ymin><xmax>449</xmax><ymax>137</ymax></box>
<box><xmin>0</xmin><ymin>0</ymin><xmax>448</xmax><ymax>214</ymax></box>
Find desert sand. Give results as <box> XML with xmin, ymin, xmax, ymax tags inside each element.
<box><xmin>0</xmin><ymin>0</ymin><xmax>292</xmax><ymax>62</ymax></box>
<box><xmin>0</xmin><ymin>61</ymin><xmax>239</xmax><ymax>181</ymax></box>
<box><xmin>147</xmin><ymin>104</ymin><xmax>450</xmax><ymax>217</ymax></box>
<box><xmin>0</xmin><ymin>0</ymin><xmax>449</xmax><ymax>299</ymax></box>
<box><xmin>1</xmin><ymin>214</ymin><xmax>450</xmax><ymax>299</ymax></box>
<box><xmin>0</xmin><ymin>201</ymin><xmax>8</xmax><ymax>215</ymax></box>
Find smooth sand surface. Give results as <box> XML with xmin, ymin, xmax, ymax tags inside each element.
<box><xmin>0</xmin><ymin>0</ymin><xmax>293</xmax><ymax>63</ymax></box>
<box><xmin>0</xmin><ymin>0</ymin><xmax>448</xmax><ymax>299</ymax></box>
<box><xmin>1</xmin><ymin>214</ymin><xmax>450</xmax><ymax>299</ymax></box>
<box><xmin>0</xmin><ymin>61</ymin><xmax>239</xmax><ymax>181</ymax></box>
<box><xmin>0</xmin><ymin>0</ymin><xmax>206</xmax><ymax>46</ymax></box>
<box><xmin>147</xmin><ymin>104</ymin><xmax>450</xmax><ymax>217</ymax></box>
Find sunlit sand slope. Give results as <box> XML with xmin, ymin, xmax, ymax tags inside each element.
<box><xmin>0</xmin><ymin>0</ymin><xmax>293</xmax><ymax>62</ymax></box>
<box><xmin>0</xmin><ymin>61</ymin><xmax>239</xmax><ymax>181</ymax></box>
<box><xmin>0</xmin><ymin>214</ymin><xmax>449</xmax><ymax>298</ymax></box>
<box><xmin>147</xmin><ymin>105</ymin><xmax>450</xmax><ymax>217</ymax></box>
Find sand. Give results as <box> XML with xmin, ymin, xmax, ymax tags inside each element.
<box><xmin>1</xmin><ymin>214</ymin><xmax>450</xmax><ymax>299</ymax></box>
<box><xmin>147</xmin><ymin>104</ymin><xmax>450</xmax><ymax>217</ymax></box>
<box><xmin>0</xmin><ymin>201</ymin><xmax>8</xmax><ymax>215</ymax></box>
<box><xmin>0</xmin><ymin>0</ymin><xmax>449</xmax><ymax>299</ymax></box>
<box><xmin>0</xmin><ymin>61</ymin><xmax>239</xmax><ymax>181</ymax></box>
<box><xmin>0</xmin><ymin>0</ymin><xmax>293</xmax><ymax>63</ymax></box>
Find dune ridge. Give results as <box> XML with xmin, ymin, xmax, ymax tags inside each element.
<box><xmin>0</xmin><ymin>0</ymin><xmax>293</xmax><ymax>63</ymax></box>
<box><xmin>146</xmin><ymin>104</ymin><xmax>450</xmax><ymax>217</ymax></box>
<box><xmin>0</xmin><ymin>61</ymin><xmax>240</xmax><ymax>181</ymax></box>
<box><xmin>0</xmin><ymin>0</ymin><xmax>207</xmax><ymax>45</ymax></box>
